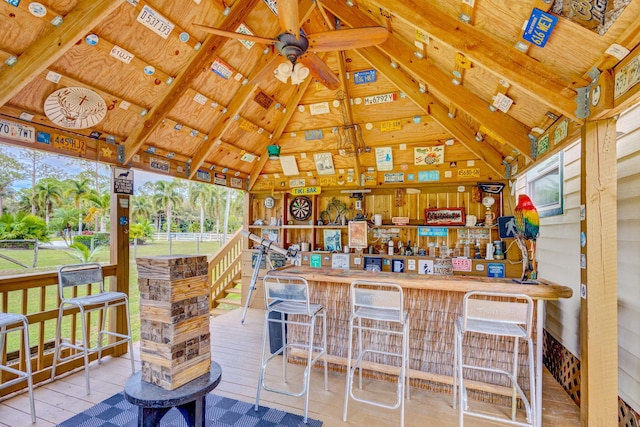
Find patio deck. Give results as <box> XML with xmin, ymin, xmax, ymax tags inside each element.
<box><xmin>0</xmin><ymin>308</ymin><xmax>580</xmax><ymax>426</ymax></box>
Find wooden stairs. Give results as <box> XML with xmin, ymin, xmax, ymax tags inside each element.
<box><xmin>211</xmin><ymin>278</ymin><xmax>242</xmax><ymax>316</ymax></box>
<box><xmin>208</xmin><ymin>230</ymin><xmax>244</xmax><ymax>317</ymax></box>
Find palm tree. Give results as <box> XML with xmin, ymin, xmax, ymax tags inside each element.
<box><xmin>34</xmin><ymin>178</ymin><xmax>64</xmax><ymax>225</ymax></box>
<box><xmin>52</xmin><ymin>206</ymin><xmax>80</xmax><ymax>245</ymax></box>
<box><xmin>189</xmin><ymin>182</ymin><xmax>209</xmax><ymax>235</ymax></box>
<box><xmin>152</xmin><ymin>181</ymin><xmax>182</xmax><ymax>233</ymax></box>
<box><xmin>85</xmin><ymin>193</ymin><xmax>110</xmax><ymax>232</ymax></box>
<box><xmin>0</xmin><ymin>150</ymin><xmax>25</xmax><ymax>215</ymax></box>
<box><xmin>130</xmin><ymin>195</ymin><xmax>153</xmax><ymax>222</ymax></box>
<box><xmin>66</xmin><ymin>177</ymin><xmax>94</xmax><ymax>234</ymax></box>
<box><xmin>67</xmin><ymin>241</ymin><xmax>106</xmax><ymax>263</ymax></box>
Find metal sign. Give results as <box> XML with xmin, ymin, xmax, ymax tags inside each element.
<box><xmin>354</xmin><ymin>70</ymin><xmax>377</xmax><ymax>84</ymax></box>
<box><xmin>112</xmin><ymin>167</ymin><xmax>133</xmax><ymax>195</ymax></box>
<box><xmin>522</xmin><ymin>8</ymin><xmax>558</xmax><ymax>47</ymax></box>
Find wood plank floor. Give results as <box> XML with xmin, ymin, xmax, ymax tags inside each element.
<box><xmin>0</xmin><ymin>308</ymin><xmax>580</xmax><ymax>426</ymax></box>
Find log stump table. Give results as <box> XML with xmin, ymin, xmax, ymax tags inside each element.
<box><xmin>124</xmin><ymin>361</ymin><xmax>222</xmax><ymax>427</ymax></box>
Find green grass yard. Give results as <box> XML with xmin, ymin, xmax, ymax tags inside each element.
<box><xmin>0</xmin><ymin>238</ymin><xmax>222</xmax><ymax>351</ymax></box>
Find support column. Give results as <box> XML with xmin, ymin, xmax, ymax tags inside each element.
<box><xmin>110</xmin><ymin>187</ymin><xmax>131</xmax><ymax>356</ymax></box>
<box><xmin>579</xmin><ymin>118</ymin><xmax>618</xmax><ymax>426</ymax></box>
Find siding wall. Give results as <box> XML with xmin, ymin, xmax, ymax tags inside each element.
<box><xmin>616</xmin><ymin>104</ymin><xmax>640</xmax><ymax>413</ymax></box>
<box><xmin>516</xmin><ymin>142</ymin><xmax>582</xmax><ymax>358</ymax></box>
<box><xmin>517</xmin><ymin>104</ymin><xmax>640</xmax><ymax>414</ymax></box>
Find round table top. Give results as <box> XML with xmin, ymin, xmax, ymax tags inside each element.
<box><xmin>124</xmin><ymin>361</ymin><xmax>222</xmax><ymax>408</ymax></box>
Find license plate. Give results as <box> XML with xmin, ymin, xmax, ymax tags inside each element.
<box><xmin>0</xmin><ymin>119</ymin><xmax>35</xmax><ymax>143</ymax></box>
<box><xmin>363</xmin><ymin>92</ymin><xmax>397</xmax><ymax>106</ymax></box>
<box><xmin>137</xmin><ymin>5</ymin><xmax>174</xmax><ymax>39</ymax></box>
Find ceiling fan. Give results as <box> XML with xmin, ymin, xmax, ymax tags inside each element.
<box><xmin>193</xmin><ymin>0</ymin><xmax>389</xmax><ymax>90</ymax></box>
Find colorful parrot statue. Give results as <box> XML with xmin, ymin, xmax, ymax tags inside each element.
<box><xmin>513</xmin><ymin>194</ymin><xmax>540</xmax><ymax>281</ymax></box>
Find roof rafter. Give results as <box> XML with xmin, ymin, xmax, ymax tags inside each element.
<box><xmin>0</xmin><ymin>0</ymin><xmax>124</xmax><ymax>107</ymax></box>
<box><xmin>322</xmin><ymin>0</ymin><xmax>533</xmax><ymax>160</ymax></box>
<box><xmin>123</xmin><ymin>0</ymin><xmax>262</xmax><ymax>164</ymax></box>
<box><xmin>356</xmin><ymin>46</ymin><xmax>506</xmax><ymax>178</ymax></box>
<box><xmin>349</xmin><ymin>0</ymin><xmax>585</xmax><ymax>122</ymax></box>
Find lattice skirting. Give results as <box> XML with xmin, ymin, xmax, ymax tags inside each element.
<box><xmin>542</xmin><ymin>330</ymin><xmax>640</xmax><ymax>427</ymax></box>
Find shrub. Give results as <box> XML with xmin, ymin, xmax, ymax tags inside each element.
<box><xmin>74</xmin><ymin>232</ymin><xmax>109</xmax><ymax>247</ymax></box>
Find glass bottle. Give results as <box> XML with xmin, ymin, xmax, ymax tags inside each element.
<box><xmin>440</xmin><ymin>241</ymin><xmax>448</xmax><ymax>258</ymax></box>
<box><xmin>453</xmin><ymin>241</ymin><xmax>461</xmax><ymax>257</ymax></box>
<box><xmin>463</xmin><ymin>240</ymin><xmax>471</xmax><ymax>258</ymax></box>
<box><xmin>429</xmin><ymin>242</ymin><xmax>436</xmax><ymax>257</ymax></box>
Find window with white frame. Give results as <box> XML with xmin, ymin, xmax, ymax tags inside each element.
<box><xmin>525</xmin><ymin>151</ymin><xmax>564</xmax><ymax>218</ymax></box>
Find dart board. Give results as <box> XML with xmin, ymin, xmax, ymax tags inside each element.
<box><xmin>289</xmin><ymin>196</ymin><xmax>312</xmax><ymax>221</ymax></box>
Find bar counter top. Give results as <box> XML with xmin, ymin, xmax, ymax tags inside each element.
<box><xmin>269</xmin><ymin>265</ymin><xmax>573</xmax><ymax>300</ymax></box>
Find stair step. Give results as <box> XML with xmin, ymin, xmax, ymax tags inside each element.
<box><xmin>216</xmin><ymin>297</ymin><xmax>241</xmax><ymax>306</ymax></box>
<box><xmin>210</xmin><ymin>307</ymin><xmax>237</xmax><ymax>317</ymax></box>
<box><xmin>226</xmin><ymin>288</ymin><xmax>241</xmax><ymax>295</ymax></box>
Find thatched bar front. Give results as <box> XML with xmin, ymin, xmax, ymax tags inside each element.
<box><xmin>268</xmin><ymin>266</ymin><xmax>572</xmax><ymax>410</ymax></box>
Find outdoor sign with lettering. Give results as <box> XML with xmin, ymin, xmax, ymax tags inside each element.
<box><xmin>112</xmin><ymin>167</ymin><xmax>134</xmax><ymax>195</ymax></box>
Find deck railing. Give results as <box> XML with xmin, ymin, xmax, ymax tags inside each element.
<box><xmin>208</xmin><ymin>230</ymin><xmax>243</xmax><ymax>310</ymax></box>
<box><xmin>0</xmin><ymin>265</ymin><xmax>119</xmax><ymax>397</ymax></box>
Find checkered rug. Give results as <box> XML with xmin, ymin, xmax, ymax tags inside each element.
<box><xmin>56</xmin><ymin>392</ymin><xmax>323</xmax><ymax>427</ymax></box>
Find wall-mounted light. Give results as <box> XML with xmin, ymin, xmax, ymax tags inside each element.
<box><xmin>413</xmin><ymin>51</ymin><xmax>424</xmax><ymax>59</ymax></box>
<box><xmin>475</xmin><ymin>132</ymin><xmax>484</xmax><ymax>141</ymax></box>
<box><xmin>390</xmin><ymin>61</ymin><xmax>398</xmax><ymax>69</ymax></box>
<box><xmin>346</xmin><ymin>0</ymin><xmax>355</xmax><ymax>6</ymax></box>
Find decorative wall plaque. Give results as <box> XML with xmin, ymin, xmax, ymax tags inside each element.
<box><xmin>43</xmin><ymin>87</ymin><xmax>107</xmax><ymax>129</ymax></box>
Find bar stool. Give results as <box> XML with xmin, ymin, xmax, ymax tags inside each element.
<box><xmin>343</xmin><ymin>281</ymin><xmax>410</xmax><ymax>427</ymax></box>
<box><xmin>51</xmin><ymin>263</ymin><xmax>135</xmax><ymax>394</ymax></box>
<box><xmin>453</xmin><ymin>291</ymin><xmax>535</xmax><ymax>427</ymax></box>
<box><xmin>255</xmin><ymin>274</ymin><xmax>328</xmax><ymax>423</ymax></box>
<box><xmin>0</xmin><ymin>312</ymin><xmax>36</xmax><ymax>423</ymax></box>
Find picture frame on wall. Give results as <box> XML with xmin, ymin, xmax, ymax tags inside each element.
<box><xmin>424</xmin><ymin>208</ymin><xmax>466</xmax><ymax>226</ymax></box>
<box><xmin>348</xmin><ymin>221</ymin><xmax>368</xmax><ymax>249</ymax></box>
<box><xmin>323</xmin><ymin>229</ymin><xmax>342</xmax><ymax>252</ymax></box>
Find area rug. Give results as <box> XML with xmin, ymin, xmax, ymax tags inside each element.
<box><xmin>56</xmin><ymin>392</ymin><xmax>323</xmax><ymax>427</ymax></box>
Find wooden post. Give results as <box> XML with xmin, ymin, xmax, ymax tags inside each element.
<box><xmin>110</xmin><ymin>191</ymin><xmax>130</xmax><ymax>356</ymax></box>
<box><xmin>580</xmin><ymin>118</ymin><xmax>618</xmax><ymax>426</ymax></box>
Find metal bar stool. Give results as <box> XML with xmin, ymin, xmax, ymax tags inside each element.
<box><xmin>0</xmin><ymin>312</ymin><xmax>36</xmax><ymax>423</ymax></box>
<box><xmin>453</xmin><ymin>291</ymin><xmax>535</xmax><ymax>427</ymax></box>
<box><xmin>255</xmin><ymin>274</ymin><xmax>328</xmax><ymax>424</ymax></box>
<box><xmin>343</xmin><ymin>281</ymin><xmax>410</xmax><ymax>427</ymax></box>
<box><xmin>51</xmin><ymin>263</ymin><xmax>135</xmax><ymax>394</ymax></box>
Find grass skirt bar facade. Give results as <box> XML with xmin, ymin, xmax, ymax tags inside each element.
<box><xmin>269</xmin><ymin>266</ymin><xmax>572</xmax><ymax>407</ymax></box>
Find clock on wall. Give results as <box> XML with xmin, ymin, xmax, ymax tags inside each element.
<box><xmin>289</xmin><ymin>196</ymin><xmax>312</xmax><ymax>221</ymax></box>
<box><xmin>264</xmin><ymin>196</ymin><xmax>275</xmax><ymax>209</ymax></box>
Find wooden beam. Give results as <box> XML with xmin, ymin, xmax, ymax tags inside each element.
<box><xmin>580</xmin><ymin>118</ymin><xmax>618</xmax><ymax>427</ymax></box>
<box><xmin>187</xmin><ymin>82</ymin><xmax>258</xmax><ymax>179</ymax></box>
<box><xmin>356</xmin><ymin>47</ymin><xmax>506</xmax><ymax>178</ymax></box>
<box><xmin>342</xmin><ymin>0</ymin><xmax>584</xmax><ymax>122</ymax></box>
<box><xmin>322</xmin><ymin>0</ymin><xmax>533</xmax><ymax>160</ymax></box>
<box><xmin>248</xmin><ymin>72</ymin><xmax>317</xmax><ymax>190</ymax></box>
<box><xmin>0</xmin><ymin>0</ymin><xmax>124</xmax><ymax>107</ymax></box>
<box><xmin>123</xmin><ymin>0</ymin><xmax>261</xmax><ymax>164</ymax></box>
<box><xmin>109</xmin><ymin>189</ymin><xmax>130</xmax><ymax>356</ymax></box>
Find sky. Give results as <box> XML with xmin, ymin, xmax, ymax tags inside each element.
<box><xmin>1</xmin><ymin>142</ymin><xmax>165</xmax><ymax>191</ymax></box>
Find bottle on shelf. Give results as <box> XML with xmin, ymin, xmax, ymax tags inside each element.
<box><xmin>463</xmin><ymin>240</ymin><xmax>471</xmax><ymax>258</ymax></box>
<box><xmin>429</xmin><ymin>242</ymin><xmax>436</xmax><ymax>258</ymax></box>
<box><xmin>388</xmin><ymin>239</ymin><xmax>394</xmax><ymax>255</ymax></box>
<box><xmin>474</xmin><ymin>240</ymin><xmax>482</xmax><ymax>259</ymax></box>
<box><xmin>453</xmin><ymin>241</ymin><xmax>461</xmax><ymax>257</ymax></box>
<box><xmin>440</xmin><ymin>241</ymin><xmax>449</xmax><ymax>258</ymax></box>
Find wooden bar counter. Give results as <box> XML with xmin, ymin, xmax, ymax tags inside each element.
<box><xmin>267</xmin><ymin>266</ymin><xmax>572</xmax><ymax>410</ymax></box>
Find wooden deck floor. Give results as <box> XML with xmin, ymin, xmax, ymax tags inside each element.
<box><xmin>0</xmin><ymin>308</ymin><xmax>580</xmax><ymax>426</ymax></box>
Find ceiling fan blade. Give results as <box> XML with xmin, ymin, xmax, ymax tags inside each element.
<box><xmin>307</xmin><ymin>27</ymin><xmax>389</xmax><ymax>52</ymax></box>
<box><xmin>299</xmin><ymin>53</ymin><xmax>340</xmax><ymax>91</ymax></box>
<box><xmin>193</xmin><ymin>23</ymin><xmax>277</xmax><ymax>45</ymax></box>
<box><xmin>278</xmin><ymin>0</ymin><xmax>299</xmax><ymax>38</ymax></box>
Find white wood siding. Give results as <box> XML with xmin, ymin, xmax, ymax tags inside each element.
<box><xmin>517</xmin><ymin>142</ymin><xmax>582</xmax><ymax>358</ymax></box>
<box><xmin>616</xmin><ymin>104</ymin><xmax>640</xmax><ymax>413</ymax></box>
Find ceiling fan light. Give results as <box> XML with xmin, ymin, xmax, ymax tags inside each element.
<box><xmin>291</xmin><ymin>63</ymin><xmax>310</xmax><ymax>84</ymax></box>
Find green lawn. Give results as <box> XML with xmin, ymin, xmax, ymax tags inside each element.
<box><xmin>0</xmin><ymin>238</ymin><xmax>222</xmax><ymax>351</ymax></box>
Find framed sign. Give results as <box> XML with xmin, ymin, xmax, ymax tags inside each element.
<box><xmin>424</xmin><ymin>208</ymin><xmax>465</xmax><ymax>226</ymax></box>
<box><xmin>348</xmin><ymin>221</ymin><xmax>368</xmax><ymax>249</ymax></box>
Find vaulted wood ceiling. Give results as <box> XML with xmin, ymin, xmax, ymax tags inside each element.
<box><xmin>1</xmin><ymin>0</ymin><xmax>639</xmax><ymax>191</ymax></box>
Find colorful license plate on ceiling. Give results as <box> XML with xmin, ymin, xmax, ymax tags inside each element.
<box><xmin>353</xmin><ymin>70</ymin><xmax>377</xmax><ymax>84</ymax></box>
<box><xmin>522</xmin><ymin>8</ymin><xmax>557</xmax><ymax>48</ymax></box>
<box><xmin>364</xmin><ymin>92</ymin><xmax>398</xmax><ymax>106</ymax></box>
<box><xmin>0</xmin><ymin>119</ymin><xmax>35</xmax><ymax>143</ymax></box>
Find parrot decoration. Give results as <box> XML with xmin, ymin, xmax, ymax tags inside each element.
<box><xmin>513</xmin><ymin>194</ymin><xmax>540</xmax><ymax>281</ymax></box>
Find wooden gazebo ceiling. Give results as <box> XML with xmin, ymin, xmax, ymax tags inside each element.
<box><xmin>1</xmin><ymin>0</ymin><xmax>640</xmax><ymax>191</ymax></box>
